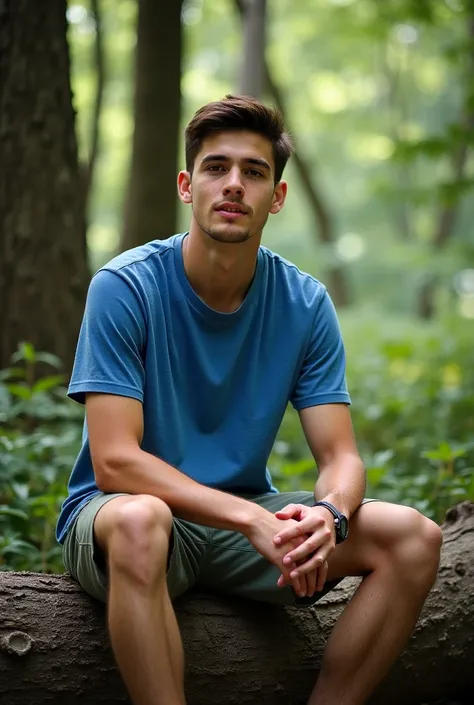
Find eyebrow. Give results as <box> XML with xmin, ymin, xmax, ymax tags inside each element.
<box><xmin>200</xmin><ymin>154</ymin><xmax>272</xmax><ymax>171</ymax></box>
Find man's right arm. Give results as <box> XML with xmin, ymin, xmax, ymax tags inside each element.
<box><xmin>86</xmin><ymin>393</ymin><xmax>311</xmax><ymax>593</ymax></box>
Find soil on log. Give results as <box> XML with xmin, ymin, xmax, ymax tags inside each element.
<box><xmin>0</xmin><ymin>502</ymin><xmax>473</xmax><ymax>705</ymax></box>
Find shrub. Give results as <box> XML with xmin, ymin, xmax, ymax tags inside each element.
<box><xmin>270</xmin><ymin>313</ymin><xmax>474</xmax><ymax>523</ymax></box>
<box><xmin>0</xmin><ymin>343</ymin><xmax>83</xmax><ymax>573</ymax></box>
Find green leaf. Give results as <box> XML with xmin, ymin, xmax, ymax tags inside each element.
<box><xmin>32</xmin><ymin>375</ymin><xmax>66</xmax><ymax>394</ymax></box>
<box><xmin>34</xmin><ymin>352</ymin><xmax>63</xmax><ymax>369</ymax></box>
<box><xmin>11</xmin><ymin>342</ymin><xmax>36</xmax><ymax>364</ymax></box>
<box><xmin>0</xmin><ymin>368</ymin><xmax>26</xmax><ymax>382</ymax></box>
<box><xmin>0</xmin><ymin>506</ymin><xmax>28</xmax><ymax>521</ymax></box>
<box><xmin>5</xmin><ymin>384</ymin><xmax>32</xmax><ymax>400</ymax></box>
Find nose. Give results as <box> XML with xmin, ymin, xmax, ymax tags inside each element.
<box><xmin>222</xmin><ymin>167</ymin><xmax>245</xmax><ymax>198</ymax></box>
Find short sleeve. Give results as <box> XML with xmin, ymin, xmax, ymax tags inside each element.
<box><xmin>290</xmin><ymin>290</ymin><xmax>350</xmax><ymax>410</ymax></box>
<box><xmin>68</xmin><ymin>270</ymin><xmax>146</xmax><ymax>405</ymax></box>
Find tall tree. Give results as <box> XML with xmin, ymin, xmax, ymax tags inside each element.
<box><xmin>239</xmin><ymin>0</ymin><xmax>266</xmax><ymax>97</ymax></box>
<box><xmin>0</xmin><ymin>0</ymin><xmax>90</xmax><ymax>373</ymax></box>
<box><xmin>121</xmin><ymin>0</ymin><xmax>183</xmax><ymax>251</ymax></box>
<box><xmin>235</xmin><ymin>0</ymin><xmax>350</xmax><ymax>306</ymax></box>
<box><xmin>83</xmin><ymin>0</ymin><xmax>105</xmax><ymax>211</ymax></box>
<box><xmin>417</xmin><ymin>7</ymin><xmax>474</xmax><ymax>318</ymax></box>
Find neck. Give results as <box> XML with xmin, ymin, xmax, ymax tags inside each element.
<box><xmin>182</xmin><ymin>224</ymin><xmax>261</xmax><ymax>313</ymax></box>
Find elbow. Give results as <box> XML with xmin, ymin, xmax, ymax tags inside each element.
<box><xmin>94</xmin><ymin>466</ymin><xmax>113</xmax><ymax>493</ymax></box>
<box><xmin>92</xmin><ymin>448</ymin><xmax>140</xmax><ymax>493</ymax></box>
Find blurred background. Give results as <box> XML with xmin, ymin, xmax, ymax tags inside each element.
<box><xmin>1</xmin><ymin>0</ymin><xmax>473</xmax><ymax>573</ymax></box>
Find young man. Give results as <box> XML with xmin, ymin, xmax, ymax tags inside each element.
<box><xmin>57</xmin><ymin>95</ymin><xmax>442</xmax><ymax>705</ymax></box>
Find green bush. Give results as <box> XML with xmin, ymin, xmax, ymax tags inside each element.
<box><xmin>270</xmin><ymin>313</ymin><xmax>474</xmax><ymax>523</ymax></box>
<box><xmin>2</xmin><ymin>314</ymin><xmax>473</xmax><ymax>574</ymax></box>
<box><xmin>0</xmin><ymin>343</ymin><xmax>83</xmax><ymax>573</ymax></box>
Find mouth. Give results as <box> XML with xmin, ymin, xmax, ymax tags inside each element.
<box><xmin>214</xmin><ymin>203</ymin><xmax>248</xmax><ymax>220</ymax></box>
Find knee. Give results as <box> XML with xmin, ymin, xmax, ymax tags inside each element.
<box><xmin>108</xmin><ymin>496</ymin><xmax>173</xmax><ymax>587</ymax></box>
<box><xmin>391</xmin><ymin>508</ymin><xmax>443</xmax><ymax>589</ymax></box>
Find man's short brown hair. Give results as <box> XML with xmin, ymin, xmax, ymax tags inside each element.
<box><xmin>184</xmin><ymin>95</ymin><xmax>294</xmax><ymax>183</ymax></box>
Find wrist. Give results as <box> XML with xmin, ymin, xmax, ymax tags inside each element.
<box><xmin>313</xmin><ymin>499</ymin><xmax>349</xmax><ymax>544</ymax></box>
<box><xmin>314</xmin><ymin>493</ymin><xmax>350</xmax><ymax>520</ymax></box>
<box><xmin>237</xmin><ymin>502</ymin><xmax>269</xmax><ymax>538</ymax></box>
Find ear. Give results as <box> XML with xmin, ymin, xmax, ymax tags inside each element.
<box><xmin>177</xmin><ymin>171</ymin><xmax>192</xmax><ymax>204</ymax></box>
<box><xmin>269</xmin><ymin>180</ymin><xmax>287</xmax><ymax>215</ymax></box>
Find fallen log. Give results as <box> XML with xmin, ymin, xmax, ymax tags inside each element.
<box><xmin>1</xmin><ymin>501</ymin><xmax>473</xmax><ymax>705</ymax></box>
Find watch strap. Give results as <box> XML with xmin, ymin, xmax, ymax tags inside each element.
<box><xmin>313</xmin><ymin>500</ymin><xmax>348</xmax><ymax>543</ymax></box>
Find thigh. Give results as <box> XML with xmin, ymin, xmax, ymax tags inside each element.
<box><xmin>63</xmin><ymin>491</ymin><xmax>209</xmax><ymax>603</ymax></box>
<box><xmin>324</xmin><ymin>499</ymin><xmax>425</xmax><ymax>582</ymax></box>
<box><xmin>199</xmin><ymin>491</ymin><xmax>378</xmax><ymax>608</ymax></box>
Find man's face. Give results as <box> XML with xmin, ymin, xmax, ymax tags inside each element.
<box><xmin>179</xmin><ymin>130</ymin><xmax>287</xmax><ymax>245</ymax></box>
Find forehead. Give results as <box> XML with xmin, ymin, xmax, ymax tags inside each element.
<box><xmin>196</xmin><ymin>130</ymin><xmax>274</xmax><ymax>170</ymax></box>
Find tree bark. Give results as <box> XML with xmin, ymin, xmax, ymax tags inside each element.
<box><xmin>121</xmin><ymin>0</ymin><xmax>182</xmax><ymax>251</ymax></box>
<box><xmin>239</xmin><ymin>0</ymin><xmax>267</xmax><ymax>98</ymax></box>
<box><xmin>0</xmin><ymin>0</ymin><xmax>90</xmax><ymax>374</ymax></box>
<box><xmin>0</xmin><ymin>502</ymin><xmax>473</xmax><ymax>705</ymax></box>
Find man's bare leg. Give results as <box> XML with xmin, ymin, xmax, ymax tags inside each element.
<box><xmin>95</xmin><ymin>495</ymin><xmax>185</xmax><ymax>705</ymax></box>
<box><xmin>308</xmin><ymin>503</ymin><xmax>443</xmax><ymax>705</ymax></box>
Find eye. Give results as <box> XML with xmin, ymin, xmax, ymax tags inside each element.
<box><xmin>246</xmin><ymin>169</ymin><xmax>263</xmax><ymax>177</ymax></box>
<box><xmin>206</xmin><ymin>165</ymin><xmax>225</xmax><ymax>172</ymax></box>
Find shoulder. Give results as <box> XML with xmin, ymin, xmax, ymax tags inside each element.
<box><xmin>100</xmin><ymin>233</ymin><xmax>180</xmax><ymax>278</ymax></box>
<box><xmin>260</xmin><ymin>245</ymin><xmax>327</xmax><ymax>308</ymax></box>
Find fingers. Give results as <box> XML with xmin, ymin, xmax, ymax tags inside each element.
<box><xmin>290</xmin><ymin>552</ymin><xmax>326</xmax><ymax>578</ymax></box>
<box><xmin>277</xmin><ymin>561</ymin><xmax>306</xmax><ymax>597</ymax></box>
<box><xmin>274</xmin><ymin>520</ymin><xmax>310</xmax><ymax>546</ymax></box>
<box><xmin>277</xmin><ymin>568</ymin><xmax>319</xmax><ymax>597</ymax></box>
<box><xmin>277</xmin><ymin>558</ymin><xmax>317</xmax><ymax>598</ymax></box>
<box><xmin>305</xmin><ymin>566</ymin><xmax>317</xmax><ymax>597</ymax></box>
<box><xmin>274</xmin><ymin>504</ymin><xmax>299</xmax><ymax>520</ymax></box>
<box><xmin>283</xmin><ymin>529</ymin><xmax>332</xmax><ymax>563</ymax></box>
<box><xmin>315</xmin><ymin>561</ymin><xmax>328</xmax><ymax>592</ymax></box>
<box><xmin>277</xmin><ymin>559</ymin><xmax>302</xmax><ymax>592</ymax></box>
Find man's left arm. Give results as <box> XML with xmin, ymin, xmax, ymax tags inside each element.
<box><xmin>273</xmin><ymin>403</ymin><xmax>366</xmax><ymax>587</ymax></box>
<box><xmin>302</xmin><ymin>402</ymin><xmax>365</xmax><ymax>518</ymax></box>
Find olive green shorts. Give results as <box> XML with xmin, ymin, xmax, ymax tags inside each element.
<box><xmin>62</xmin><ymin>491</ymin><xmax>376</xmax><ymax>607</ymax></box>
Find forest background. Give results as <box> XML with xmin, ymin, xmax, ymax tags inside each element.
<box><xmin>1</xmin><ymin>0</ymin><xmax>473</xmax><ymax>574</ymax></box>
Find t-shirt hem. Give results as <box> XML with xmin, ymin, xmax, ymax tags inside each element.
<box><xmin>68</xmin><ymin>382</ymin><xmax>144</xmax><ymax>405</ymax></box>
<box><xmin>292</xmin><ymin>393</ymin><xmax>351</xmax><ymax>410</ymax></box>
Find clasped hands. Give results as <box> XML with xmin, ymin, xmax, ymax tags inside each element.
<box><xmin>273</xmin><ymin>503</ymin><xmax>336</xmax><ymax>598</ymax></box>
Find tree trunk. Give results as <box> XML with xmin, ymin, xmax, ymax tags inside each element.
<box><xmin>416</xmin><ymin>13</ymin><xmax>474</xmax><ymax>318</ymax></box>
<box><xmin>83</xmin><ymin>0</ymin><xmax>105</xmax><ymax>210</ymax></box>
<box><xmin>433</xmin><ymin>13</ymin><xmax>474</xmax><ymax>250</ymax></box>
<box><xmin>264</xmin><ymin>71</ymin><xmax>351</xmax><ymax>307</ymax></box>
<box><xmin>233</xmin><ymin>0</ymin><xmax>350</xmax><ymax>307</ymax></box>
<box><xmin>121</xmin><ymin>0</ymin><xmax>182</xmax><ymax>251</ymax></box>
<box><xmin>0</xmin><ymin>502</ymin><xmax>473</xmax><ymax>705</ymax></box>
<box><xmin>239</xmin><ymin>0</ymin><xmax>267</xmax><ymax>98</ymax></box>
<box><xmin>0</xmin><ymin>0</ymin><xmax>90</xmax><ymax>374</ymax></box>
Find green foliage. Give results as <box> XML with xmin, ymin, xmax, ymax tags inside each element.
<box><xmin>270</xmin><ymin>313</ymin><xmax>474</xmax><ymax>523</ymax></box>
<box><xmin>2</xmin><ymin>315</ymin><xmax>474</xmax><ymax>576</ymax></box>
<box><xmin>0</xmin><ymin>344</ymin><xmax>83</xmax><ymax>573</ymax></box>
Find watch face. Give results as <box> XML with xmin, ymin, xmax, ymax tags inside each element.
<box><xmin>339</xmin><ymin>515</ymin><xmax>349</xmax><ymax>539</ymax></box>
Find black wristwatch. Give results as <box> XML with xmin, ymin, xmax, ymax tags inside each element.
<box><xmin>313</xmin><ymin>501</ymin><xmax>349</xmax><ymax>544</ymax></box>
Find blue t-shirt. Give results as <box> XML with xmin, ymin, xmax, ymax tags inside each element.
<box><xmin>56</xmin><ymin>233</ymin><xmax>350</xmax><ymax>544</ymax></box>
